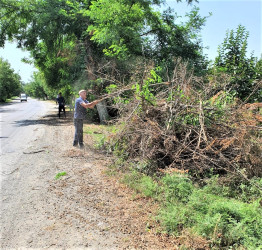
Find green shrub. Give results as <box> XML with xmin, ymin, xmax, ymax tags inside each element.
<box><xmin>159</xmin><ymin>187</ymin><xmax>262</xmax><ymax>248</ymax></box>
<box><xmin>112</xmin><ymin>160</ymin><xmax>262</xmax><ymax>248</ymax></box>
<box><xmin>161</xmin><ymin>174</ymin><xmax>194</xmax><ymax>203</ymax></box>
<box><xmin>203</xmin><ymin>175</ymin><xmax>262</xmax><ymax>203</ymax></box>
<box><xmin>140</xmin><ymin>175</ymin><xmax>159</xmax><ymax>198</ymax></box>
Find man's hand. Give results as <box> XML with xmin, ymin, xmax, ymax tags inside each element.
<box><xmin>92</xmin><ymin>100</ymin><xmax>100</xmax><ymax>105</ymax></box>
<box><xmin>88</xmin><ymin>100</ymin><xmax>100</xmax><ymax>109</ymax></box>
<box><xmin>81</xmin><ymin>99</ymin><xmax>101</xmax><ymax>109</ymax></box>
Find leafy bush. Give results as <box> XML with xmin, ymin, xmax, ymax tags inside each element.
<box><xmin>161</xmin><ymin>174</ymin><xmax>194</xmax><ymax>203</ymax></box>
<box><xmin>203</xmin><ymin>175</ymin><xmax>262</xmax><ymax>203</ymax></box>
<box><xmin>158</xmin><ymin>178</ymin><xmax>262</xmax><ymax>248</ymax></box>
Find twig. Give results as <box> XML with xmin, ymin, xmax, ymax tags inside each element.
<box><xmin>23</xmin><ymin>150</ymin><xmax>45</xmax><ymax>154</ymax></box>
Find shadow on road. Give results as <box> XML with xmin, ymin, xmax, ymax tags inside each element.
<box><xmin>0</xmin><ymin>100</ymin><xmax>21</xmax><ymax>111</ymax></box>
<box><xmin>0</xmin><ymin>109</ymin><xmax>21</xmax><ymax>113</ymax></box>
<box><xmin>0</xmin><ymin>98</ymin><xmax>21</xmax><ymax>105</ymax></box>
<box><xmin>14</xmin><ymin>112</ymin><xmax>74</xmax><ymax>127</ymax></box>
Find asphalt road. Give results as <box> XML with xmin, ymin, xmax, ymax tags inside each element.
<box><xmin>0</xmin><ymin>97</ymin><xmax>52</xmax><ymax>155</ymax></box>
<box><xmin>0</xmin><ymin>97</ymin><xmax>55</xmax><ymax>197</ymax></box>
<box><xmin>0</xmin><ymin>98</ymin><xmax>56</xmax><ymax>247</ymax></box>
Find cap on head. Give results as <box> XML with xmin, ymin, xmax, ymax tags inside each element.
<box><xmin>79</xmin><ymin>89</ymin><xmax>86</xmax><ymax>95</ymax></box>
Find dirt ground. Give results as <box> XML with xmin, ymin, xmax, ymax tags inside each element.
<box><xmin>1</xmin><ymin>109</ymin><xmax>178</xmax><ymax>249</ymax></box>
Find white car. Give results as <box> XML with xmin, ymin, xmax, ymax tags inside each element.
<box><xmin>20</xmin><ymin>93</ymin><xmax>27</xmax><ymax>102</ymax></box>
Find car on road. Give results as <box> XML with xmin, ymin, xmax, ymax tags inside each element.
<box><xmin>20</xmin><ymin>93</ymin><xmax>27</xmax><ymax>102</ymax></box>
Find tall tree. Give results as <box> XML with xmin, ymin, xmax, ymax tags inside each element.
<box><xmin>214</xmin><ymin>25</ymin><xmax>260</xmax><ymax>101</ymax></box>
<box><xmin>1</xmin><ymin>0</ymin><xmax>209</xmax><ymax>120</ymax></box>
<box><xmin>1</xmin><ymin>0</ymin><xmax>203</xmax><ymax>86</ymax></box>
<box><xmin>85</xmin><ymin>1</ymin><xmax>208</xmax><ymax>73</ymax></box>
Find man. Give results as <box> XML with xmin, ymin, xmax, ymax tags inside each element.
<box><xmin>56</xmin><ymin>92</ymin><xmax>66</xmax><ymax>118</ymax></box>
<box><xmin>73</xmin><ymin>90</ymin><xmax>99</xmax><ymax>148</ymax></box>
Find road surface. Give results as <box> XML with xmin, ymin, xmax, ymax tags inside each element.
<box><xmin>0</xmin><ymin>97</ymin><xmax>52</xmax><ymax>155</ymax></box>
<box><xmin>0</xmin><ymin>98</ymin><xmax>176</xmax><ymax>249</ymax></box>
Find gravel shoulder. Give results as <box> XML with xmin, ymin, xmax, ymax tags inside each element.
<box><xmin>1</xmin><ymin>107</ymin><xmax>177</xmax><ymax>249</ymax></box>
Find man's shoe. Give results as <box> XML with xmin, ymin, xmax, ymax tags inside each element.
<box><xmin>79</xmin><ymin>144</ymin><xmax>84</xmax><ymax>149</ymax></box>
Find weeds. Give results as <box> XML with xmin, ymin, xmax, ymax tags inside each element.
<box><xmin>120</xmin><ymin>168</ymin><xmax>262</xmax><ymax>249</ymax></box>
<box><xmin>55</xmin><ymin>171</ymin><xmax>67</xmax><ymax>180</ymax></box>
<box><xmin>83</xmin><ymin>124</ymin><xmax>116</xmax><ymax>150</ymax></box>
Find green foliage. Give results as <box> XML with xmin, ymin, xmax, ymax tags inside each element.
<box><xmin>152</xmin><ymin>6</ymin><xmax>210</xmax><ymax>76</ymax></box>
<box><xmin>59</xmin><ymin>84</ymin><xmax>74</xmax><ymax>104</ymax></box>
<box><xmin>204</xmin><ymin>90</ymin><xmax>237</xmax><ymax>124</ymax></box>
<box><xmin>0</xmin><ymin>0</ymin><xmax>90</xmax><ymax>88</ymax></box>
<box><xmin>122</xmin><ymin>169</ymin><xmax>159</xmax><ymax>198</ymax></box>
<box><xmin>106</xmin><ymin>84</ymin><xmax>131</xmax><ymax>105</ymax></box>
<box><xmin>214</xmin><ymin>25</ymin><xmax>261</xmax><ymax>101</ymax></box>
<box><xmin>85</xmin><ymin>0</ymin><xmax>208</xmax><ymax>73</ymax></box>
<box><xmin>0</xmin><ymin>57</ymin><xmax>22</xmax><ymax>102</ymax></box>
<box><xmin>132</xmin><ymin>68</ymin><xmax>162</xmax><ymax>107</ymax></box>
<box><xmin>161</xmin><ymin>174</ymin><xmax>194</xmax><ymax>203</ymax></box>
<box><xmin>160</xmin><ymin>181</ymin><xmax>262</xmax><ymax>248</ymax></box>
<box><xmin>204</xmin><ymin>176</ymin><xmax>262</xmax><ymax>203</ymax></box>
<box><xmin>1</xmin><ymin>0</ymin><xmax>208</xmax><ymax>97</ymax></box>
<box><xmin>86</xmin><ymin>0</ymin><xmax>158</xmax><ymax>58</ymax></box>
<box><xmin>83</xmin><ymin>124</ymin><xmax>117</xmax><ymax>150</ymax></box>
<box><xmin>24</xmin><ymin>71</ymin><xmax>53</xmax><ymax>99</ymax></box>
<box><xmin>238</xmin><ymin>178</ymin><xmax>262</xmax><ymax>202</ymax></box>
<box><xmin>120</xmin><ymin>167</ymin><xmax>262</xmax><ymax>248</ymax></box>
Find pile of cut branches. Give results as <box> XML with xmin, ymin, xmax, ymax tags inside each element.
<box><xmin>106</xmin><ymin>60</ymin><xmax>262</xmax><ymax>181</ymax></box>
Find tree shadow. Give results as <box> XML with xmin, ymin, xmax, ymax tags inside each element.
<box><xmin>0</xmin><ymin>98</ymin><xmax>26</xmax><ymax>113</ymax></box>
<box><xmin>14</xmin><ymin>111</ymin><xmax>74</xmax><ymax>127</ymax></box>
<box><xmin>0</xmin><ymin>98</ymin><xmax>21</xmax><ymax>105</ymax></box>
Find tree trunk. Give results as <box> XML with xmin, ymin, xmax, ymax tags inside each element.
<box><xmin>96</xmin><ymin>100</ymin><xmax>109</xmax><ymax>124</ymax></box>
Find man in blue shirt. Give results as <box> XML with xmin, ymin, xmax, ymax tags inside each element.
<box><xmin>73</xmin><ymin>90</ymin><xmax>99</xmax><ymax>148</ymax></box>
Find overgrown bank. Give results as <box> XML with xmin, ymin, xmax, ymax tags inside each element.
<box><xmin>85</xmin><ymin>121</ymin><xmax>262</xmax><ymax>249</ymax></box>
<box><xmin>83</xmin><ymin>60</ymin><xmax>262</xmax><ymax>249</ymax></box>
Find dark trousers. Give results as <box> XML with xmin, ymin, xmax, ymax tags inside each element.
<box><xmin>74</xmin><ymin>119</ymin><xmax>84</xmax><ymax>146</ymax></box>
<box><xmin>58</xmin><ymin>105</ymin><xmax>66</xmax><ymax>118</ymax></box>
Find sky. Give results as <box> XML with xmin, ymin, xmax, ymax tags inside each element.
<box><xmin>0</xmin><ymin>42</ymin><xmax>38</xmax><ymax>84</ymax></box>
<box><xmin>164</xmin><ymin>0</ymin><xmax>261</xmax><ymax>60</ymax></box>
<box><xmin>0</xmin><ymin>0</ymin><xmax>261</xmax><ymax>83</ymax></box>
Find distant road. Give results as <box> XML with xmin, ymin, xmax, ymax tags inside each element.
<box><xmin>0</xmin><ymin>97</ymin><xmax>53</xmax><ymax>155</ymax></box>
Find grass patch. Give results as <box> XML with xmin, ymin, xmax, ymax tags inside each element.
<box><xmin>122</xmin><ymin>169</ymin><xmax>159</xmax><ymax>198</ymax></box>
<box><xmin>121</xmin><ymin>168</ymin><xmax>262</xmax><ymax>249</ymax></box>
<box><xmin>55</xmin><ymin>171</ymin><xmax>67</xmax><ymax>180</ymax></box>
<box><xmin>4</xmin><ymin>96</ymin><xmax>18</xmax><ymax>103</ymax></box>
<box><xmin>83</xmin><ymin>124</ymin><xmax>117</xmax><ymax>149</ymax></box>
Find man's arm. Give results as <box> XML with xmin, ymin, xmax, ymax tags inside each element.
<box><xmin>80</xmin><ymin>100</ymin><xmax>100</xmax><ymax>109</ymax></box>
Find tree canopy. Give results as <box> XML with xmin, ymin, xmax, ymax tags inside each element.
<box><xmin>1</xmin><ymin>0</ymin><xmax>205</xmax><ymax>89</ymax></box>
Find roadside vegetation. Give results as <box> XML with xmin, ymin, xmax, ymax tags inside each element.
<box><xmin>83</xmin><ymin>58</ymin><xmax>261</xmax><ymax>248</ymax></box>
<box><xmin>0</xmin><ymin>58</ymin><xmax>23</xmax><ymax>102</ymax></box>
<box><xmin>1</xmin><ymin>0</ymin><xmax>261</xmax><ymax>248</ymax></box>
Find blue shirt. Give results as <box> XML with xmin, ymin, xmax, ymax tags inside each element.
<box><xmin>74</xmin><ymin>97</ymin><xmax>89</xmax><ymax>119</ymax></box>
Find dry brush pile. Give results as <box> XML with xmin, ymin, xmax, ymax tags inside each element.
<box><xmin>105</xmin><ymin>60</ymin><xmax>262</xmax><ymax>183</ymax></box>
